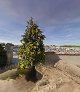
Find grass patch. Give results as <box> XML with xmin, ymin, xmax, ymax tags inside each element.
<box><xmin>61</xmin><ymin>45</ymin><xmax>80</xmax><ymax>48</ymax></box>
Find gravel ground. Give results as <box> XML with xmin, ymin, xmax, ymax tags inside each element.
<box><xmin>0</xmin><ymin>63</ymin><xmax>80</xmax><ymax>92</ymax></box>
<box><xmin>0</xmin><ymin>55</ymin><xmax>80</xmax><ymax>92</ymax></box>
<box><xmin>59</xmin><ymin>55</ymin><xmax>80</xmax><ymax>65</ymax></box>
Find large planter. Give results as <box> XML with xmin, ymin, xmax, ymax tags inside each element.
<box><xmin>25</xmin><ymin>66</ymin><xmax>37</xmax><ymax>81</ymax></box>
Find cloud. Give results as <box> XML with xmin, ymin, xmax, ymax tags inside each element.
<box><xmin>0</xmin><ymin>0</ymin><xmax>80</xmax><ymax>25</ymax></box>
<box><xmin>0</xmin><ymin>0</ymin><xmax>80</xmax><ymax>45</ymax></box>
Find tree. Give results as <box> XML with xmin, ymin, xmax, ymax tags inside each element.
<box><xmin>18</xmin><ymin>18</ymin><xmax>45</xmax><ymax>80</ymax></box>
<box><xmin>0</xmin><ymin>43</ymin><xmax>7</xmax><ymax>68</ymax></box>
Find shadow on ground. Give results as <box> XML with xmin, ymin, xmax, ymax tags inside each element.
<box><xmin>45</xmin><ymin>52</ymin><xmax>61</xmax><ymax>66</ymax></box>
<box><xmin>0</xmin><ymin>57</ymin><xmax>19</xmax><ymax>74</ymax></box>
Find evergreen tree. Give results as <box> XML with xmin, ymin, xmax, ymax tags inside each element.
<box><xmin>18</xmin><ymin>18</ymin><xmax>45</xmax><ymax>79</ymax></box>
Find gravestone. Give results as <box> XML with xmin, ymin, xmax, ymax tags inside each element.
<box><xmin>5</xmin><ymin>43</ymin><xmax>14</xmax><ymax>65</ymax></box>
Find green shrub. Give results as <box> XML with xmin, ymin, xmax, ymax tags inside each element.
<box><xmin>0</xmin><ymin>44</ymin><xmax>7</xmax><ymax>67</ymax></box>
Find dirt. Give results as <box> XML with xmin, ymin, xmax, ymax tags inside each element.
<box><xmin>0</xmin><ymin>62</ymin><xmax>80</xmax><ymax>92</ymax></box>
<box><xmin>33</xmin><ymin>65</ymin><xmax>80</xmax><ymax>92</ymax></box>
<box><xmin>0</xmin><ymin>78</ymin><xmax>35</xmax><ymax>92</ymax></box>
<box><xmin>59</xmin><ymin>55</ymin><xmax>80</xmax><ymax>65</ymax></box>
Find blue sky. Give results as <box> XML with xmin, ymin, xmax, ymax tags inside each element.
<box><xmin>0</xmin><ymin>0</ymin><xmax>80</xmax><ymax>45</ymax></box>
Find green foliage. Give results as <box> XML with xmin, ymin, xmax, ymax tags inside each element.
<box><xmin>18</xmin><ymin>18</ymin><xmax>45</xmax><ymax>74</ymax></box>
<box><xmin>0</xmin><ymin>44</ymin><xmax>7</xmax><ymax>67</ymax></box>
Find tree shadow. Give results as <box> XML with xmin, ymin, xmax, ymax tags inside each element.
<box><xmin>0</xmin><ymin>64</ymin><xmax>17</xmax><ymax>74</ymax></box>
<box><xmin>45</xmin><ymin>52</ymin><xmax>61</xmax><ymax>66</ymax></box>
<box><xmin>36</xmin><ymin>71</ymin><xmax>43</xmax><ymax>80</ymax></box>
<box><xmin>0</xmin><ymin>57</ymin><xmax>19</xmax><ymax>74</ymax></box>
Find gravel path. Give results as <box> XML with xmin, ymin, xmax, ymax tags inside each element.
<box><xmin>59</xmin><ymin>55</ymin><xmax>80</xmax><ymax>65</ymax></box>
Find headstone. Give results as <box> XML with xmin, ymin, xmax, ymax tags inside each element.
<box><xmin>5</xmin><ymin>43</ymin><xmax>14</xmax><ymax>65</ymax></box>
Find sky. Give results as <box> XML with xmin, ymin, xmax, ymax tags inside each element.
<box><xmin>0</xmin><ymin>0</ymin><xmax>80</xmax><ymax>45</ymax></box>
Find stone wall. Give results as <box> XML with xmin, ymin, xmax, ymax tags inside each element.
<box><xmin>5</xmin><ymin>43</ymin><xmax>14</xmax><ymax>65</ymax></box>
